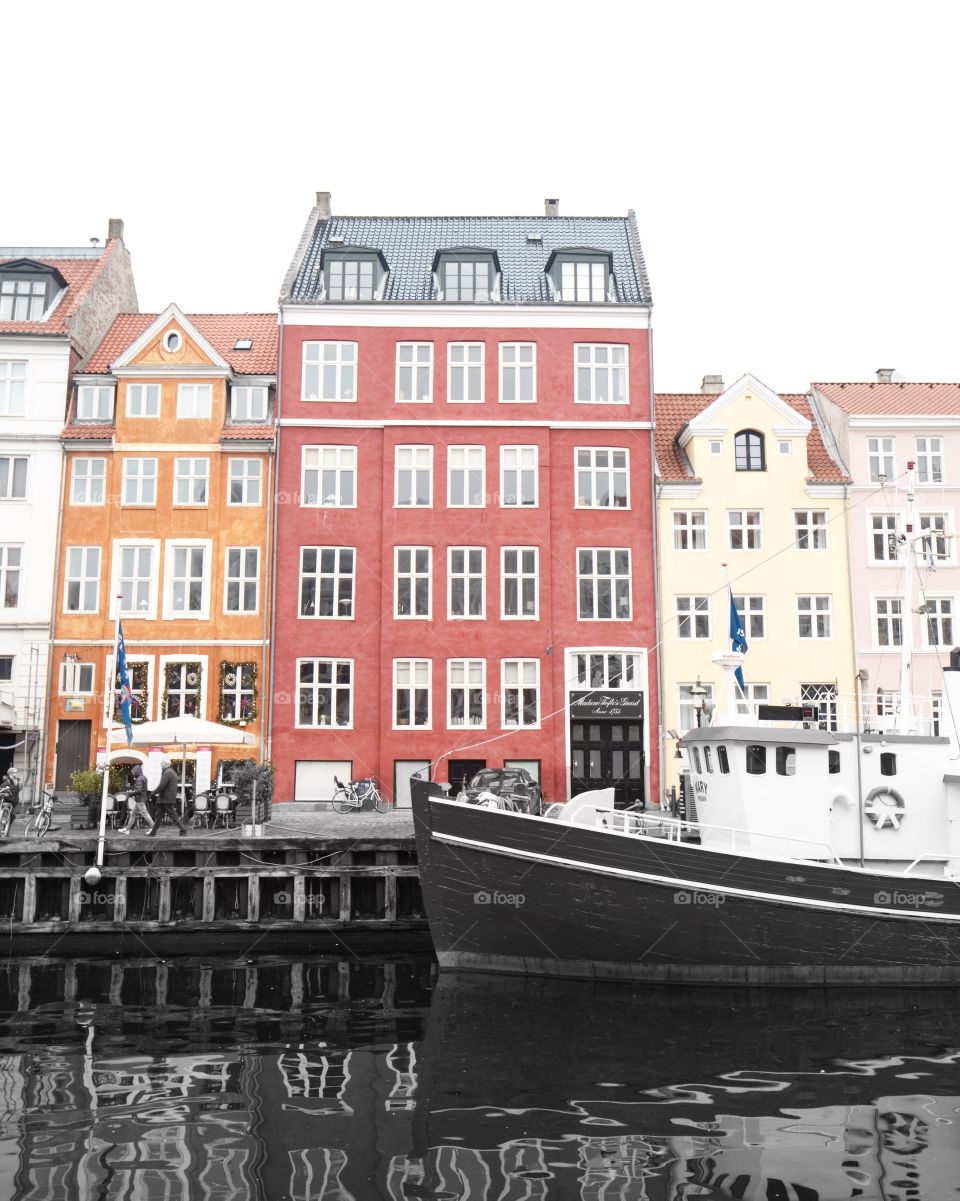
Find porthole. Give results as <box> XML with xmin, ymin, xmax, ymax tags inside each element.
<box><xmin>163</xmin><ymin>329</ymin><xmax>182</xmax><ymax>353</ymax></box>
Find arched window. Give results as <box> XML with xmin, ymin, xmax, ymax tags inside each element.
<box><xmin>735</xmin><ymin>430</ymin><xmax>765</xmax><ymax>471</ymax></box>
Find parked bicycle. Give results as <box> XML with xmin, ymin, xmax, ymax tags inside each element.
<box><xmin>331</xmin><ymin>776</ymin><xmax>390</xmax><ymax>814</ymax></box>
<box><xmin>29</xmin><ymin>788</ymin><xmax>59</xmax><ymax>840</ymax></box>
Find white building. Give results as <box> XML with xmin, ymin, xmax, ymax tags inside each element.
<box><xmin>0</xmin><ymin>223</ymin><xmax>137</xmax><ymax>799</ymax></box>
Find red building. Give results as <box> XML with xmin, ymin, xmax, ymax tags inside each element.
<box><xmin>271</xmin><ymin>194</ymin><xmax>658</xmax><ymax>809</ymax></box>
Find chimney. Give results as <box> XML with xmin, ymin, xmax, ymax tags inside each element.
<box><xmin>316</xmin><ymin>191</ymin><xmax>332</xmax><ymax>219</ymax></box>
<box><xmin>544</xmin><ymin>198</ymin><xmax>559</xmax><ymax>217</ymax></box>
<box><xmin>107</xmin><ymin>218</ymin><xmax>124</xmax><ymax>241</ymax></box>
<box><xmin>701</xmin><ymin>374</ymin><xmax>724</xmax><ymax>395</ymax></box>
<box><xmin>876</xmin><ymin>367</ymin><xmax>895</xmax><ymax>383</ymax></box>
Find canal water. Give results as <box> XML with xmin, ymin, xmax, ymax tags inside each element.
<box><xmin>0</xmin><ymin>956</ymin><xmax>959</xmax><ymax>1198</ymax></box>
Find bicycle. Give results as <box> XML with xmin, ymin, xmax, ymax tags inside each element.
<box><xmin>0</xmin><ymin>771</ymin><xmax>20</xmax><ymax>839</ymax></box>
<box><xmin>29</xmin><ymin>788</ymin><xmax>58</xmax><ymax>840</ymax></box>
<box><xmin>331</xmin><ymin>776</ymin><xmax>390</xmax><ymax>814</ymax></box>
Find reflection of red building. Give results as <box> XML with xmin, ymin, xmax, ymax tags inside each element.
<box><xmin>272</xmin><ymin>194</ymin><xmax>658</xmax><ymax>808</ymax></box>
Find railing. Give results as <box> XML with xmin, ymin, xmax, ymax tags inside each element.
<box><xmin>900</xmin><ymin>853</ymin><xmax>960</xmax><ymax>876</ymax></box>
<box><xmin>722</xmin><ymin>691</ymin><xmax>945</xmax><ymax>737</ymax></box>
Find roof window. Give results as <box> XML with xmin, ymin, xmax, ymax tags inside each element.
<box><xmin>546</xmin><ymin>249</ymin><xmax>614</xmax><ymax>303</ymax></box>
<box><xmin>321</xmin><ymin>247</ymin><xmax>387</xmax><ymax>302</ymax></box>
<box><xmin>0</xmin><ymin>259</ymin><xmax>66</xmax><ymax>321</ymax></box>
<box><xmin>433</xmin><ymin>249</ymin><xmax>500</xmax><ymax>302</ymax></box>
<box><xmin>234</xmin><ymin>338</ymin><xmax>253</xmax><ymax>351</ymax></box>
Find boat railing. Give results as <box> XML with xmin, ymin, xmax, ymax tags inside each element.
<box><xmin>730</xmin><ymin>690</ymin><xmax>944</xmax><ymax>736</ymax></box>
<box><xmin>900</xmin><ymin>853</ymin><xmax>960</xmax><ymax>876</ymax></box>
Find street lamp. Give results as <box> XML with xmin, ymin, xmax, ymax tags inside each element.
<box><xmin>691</xmin><ymin>678</ymin><xmax>707</xmax><ymax>728</ymax></box>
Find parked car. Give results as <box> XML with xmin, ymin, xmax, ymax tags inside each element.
<box><xmin>461</xmin><ymin>768</ymin><xmax>543</xmax><ymax>815</ymax></box>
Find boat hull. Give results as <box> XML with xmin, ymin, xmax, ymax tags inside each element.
<box><xmin>411</xmin><ymin>781</ymin><xmax>960</xmax><ymax>985</ymax></box>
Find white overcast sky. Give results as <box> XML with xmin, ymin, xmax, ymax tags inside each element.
<box><xmin>6</xmin><ymin>0</ymin><xmax>959</xmax><ymax>392</ymax></box>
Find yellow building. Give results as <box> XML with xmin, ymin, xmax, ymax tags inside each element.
<box><xmin>655</xmin><ymin>374</ymin><xmax>855</xmax><ymax>793</ymax></box>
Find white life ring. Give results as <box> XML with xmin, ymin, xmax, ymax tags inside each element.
<box><xmin>864</xmin><ymin>786</ymin><xmax>906</xmax><ymax>830</ymax></box>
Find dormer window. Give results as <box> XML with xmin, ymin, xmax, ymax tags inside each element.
<box><xmin>76</xmin><ymin>384</ymin><xmax>115</xmax><ymax>421</ymax></box>
<box><xmin>433</xmin><ymin>250</ymin><xmax>500</xmax><ymax>302</ymax></box>
<box><xmin>734</xmin><ymin>430</ymin><xmax>765</xmax><ymax>471</ymax></box>
<box><xmin>322</xmin><ymin>248</ymin><xmax>387</xmax><ymax>301</ymax></box>
<box><xmin>230</xmin><ymin>385</ymin><xmax>268</xmax><ymax>422</ymax></box>
<box><xmin>0</xmin><ymin>260</ymin><xmax>66</xmax><ymax>321</ymax></box>
<box><xmin>546</xmin><ymin>250</ymin><xmax>614</xmax><ymax>303</ymax></box>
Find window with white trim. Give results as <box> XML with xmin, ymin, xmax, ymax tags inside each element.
<box><xmin>162</xmin><ymin>662</ymin><xmax>202</xmax><ymax>718</ymax></box>
<box><xmin>795</xmin><ymin>510</ymin><xmax>828</xmax><ymax>550</ymax></box>
<box><xmin>448</xmin><ymin>659</ymin><xmax>485</xmax><ymax>728</ymax></box>
<box><xmin>71</xmin><ymin>458</ymin><xmax>106</xmax><ymax>505</ymax></box>
<box><xmin>500</xmin><ymin>446</ymin><xmax>537</xmax><ymax>507</ymax></box>
<box><xmin>395</xmin><ymin>445</ymin><xmax>432</xmax><ymax>507</ymax></box>
<box><xmin>575</xmin><ymin>448</ymin><xmax>629</xmax><ymax>508</ymax></box>
<box><xmin>875</xmin><ymin>597</ymin><xmax>903</xmax><ymax>647</ymax></box>
<box><xmin>678</xmin><ymin>682</ymin><xmax>714</xmax><ymax>732</ymax></box>
<box><xmin>502</xmin><ymin>547</ymin><xmax>538</xmax><ymax>619</ymax></box>
<box><xmin>64</xmin><ymin>546</ymin><xmax>100</xmax><ymax>613</ymax></box>
<box><xmin>299</xmin><ymin>547</ymin><xmax>355</xmax><ymax>619</ymax></box>
<box><xmin>728</xmin><ymin>510</ymin><xmax>763</xmax><ymax>550</ymax></box>
<box><xmin>672</xmin><ymin>510</ymin><xmax>706</xmax><ymax>550</ymax></box>
<box><xmin>297</xmin><ymin>658</ymin><xmax>352</xmax><ymax>727</ymax></box>
<box><xmin>441</xmin><ymin>258</ymin><xmax>493</xmax><ymax>302</ymax></box>
<box><xmin>126</xmin><ymin>384</ymin><xmax>160</xmax><ymax>418</ymax></box>
<box><xmin>868</xmin><ymin>437</ymin><xmax>895</xmax><ymax>482</ymax></box>
<box><xmin>448</xmin><ymin>343</ymin><xmax>484</xmax><ymax>403</ymax></box>
<box><xmin>230</xmin><ymin>385</ymin><xmax>268</xmax><ymax>422</ymax></box>
<box><xmin>733</xmin><ymin>594</ymin><xmax>765</xmax><ymax>639</ymax></box>
<box><xmin>0</xmin><ymin>278</ymin><xmax>46</xmax><ymax>320</ymax></box>
<box><xmin>303</xmin><ymin>341</ymin><xmax>357</xmax><ymax>401</ymax></box>
<box><xmin>919</xmin><ymin>512</ymin><xmax>951</xmax><ymax>564</ymax></box>
<box><xmin>449</xmin><ymin>547</ymin><xmax>485</xmax><ymax>618</ymax></box>
<box><xmin>0</xmin><ymin>657</ymin><xmax>11</xmax><ymax>682</ymax></box>
<box><xmin>736</xmin><ymin>682</ymin><xmax>769</xmax><ymax>718</ymax></box>
<box><xmin>676</xmin><ymin>595</ymin><xmax>710</xmax><ymax>639</ymax></box>
<box><xmin>0</xmin><ymin>362</ymin><xmax>26</xmax><ymax>417</ymax></box>
<box><xmin>573</xmin><ymin>652</ymin><xmax>642</xmax><ymax>689</ymax></box>
<box><xmin>227</xmin><ymin>458</ymin><xmax>262</xmax><ymax>506</ymax></box>
<box><xmin>502</xmin><ymin>659</ymin><xmax>539</xmax><ymax>727</ymax></box>
<box><xmin>797</xmin><ymin>595</ymin><xmax>832</xmax><ymax>639</ymax></box>
<box><xmin>221</xmin><ymin>662</ymin><xmax>256</xmax><ymax>721</ymax></box>
<box><xmin>559</xmin><ymin>257</ymin><xmax>609</xmax><ymax>302</ymax></box>
<box><xmin>499</xmin><ymin>343</ymin><xmax>535</xmax><ymax>402</ymax></box>
<box><xmin>173</xmin><ymin>457</ymin><xmax>208</xmax><ymax>505</ymax></box>
<box><xmin>448</xmin><ymin>446</ymin><xmax>485</xmax><ymax>507</ymax></box>
<box><xmin>176</xmin><ymin>383</ymin><xmax>212</xmax><ymax>419</ymax></box>
<box><xmin>925</xmin><ymin>597</ymin><xmax>954</xmax><ymax>646</ymax></box>
<box><xmin>122</xmin><ymin>458</ymin><xmax>157</xmax><ymax>506</ymax></box>
<box><xmin>225</xmin><ymin>547</ymin><xmax>259</xmax><ymax>614</ymax></box>
<box><xmin>76</xmin><ymin>385</ymin><xmax>114</xmax><ymax>421</ymax></box>
<box><xmin>395</xmin><ymin>547</ymin><xmax>431</xmax><ymax>618</ymax></box>
<box><xmin>0</xmin><ymin>456</ymin><xmax>27</xmax><ymax>500</ymax></box>
<box><xmin>168</xmin><ymin>544</ymin><xmax>208</xmax><ymax>615</ymax></box>
<box><xmin>575</xmin><ymin>344</ymin><xmax>627</xmax><ymax>404</ymax></box>
<box><xmin>301</xmin><ymin>446</ymin><xmax>355</xmax><ymax>507</ymax></box>
<box><xmin>870</xmin><ymin>513</ymin><xmax>900</xmax><ymax>562</ymax></box>
<box><xmin>118</xmin><ymin>545</ymin><xmax>154</xmax><ymax>614</ymax></box>
<box><xmin>396</xmin><ymin>343</ymin><xmax>433</xmax><ymax>402</ymax></box>
<box><xmin>916</xmin><ymin>436</ymin><xmax>944</xmax><ymax>484</ymax></box>
<box><xmin>577</xmin><ymin>549</ymin><xmax>631</xmax><ymax>620</ymax></box>
<box><xmin>394</xmin><ymin>659</ymin><xmax>431</xmax><ymax>728</ymax></box>
<box><xmin>59</xmin><ymin>662</ymin><xmax>94</xmax><ymax>695</ymax></box>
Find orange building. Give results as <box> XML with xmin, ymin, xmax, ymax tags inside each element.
<box><xmin>46</xmin><ymin>305</ymin><xmax>277</xmax><ymax>792</ymax></box>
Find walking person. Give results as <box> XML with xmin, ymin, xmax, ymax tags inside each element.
<box><xmin>146</xmin><ymin>758</ymin><xmax>188</xmax><ymax>836</ymax></box>
<box><xmin>120</xmin><ymin>764</ymin><xmax>155</xmax><ymax>834</ymax></box>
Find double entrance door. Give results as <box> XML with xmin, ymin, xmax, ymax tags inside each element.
<box><xmin>570</xmin><ymin>692</ymin><xmax>644</xmax><ymax>809</ymax></box>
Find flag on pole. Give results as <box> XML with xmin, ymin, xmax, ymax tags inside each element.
<box><xmin>116</xmin><ymin>621</ymin><xmax>134</xmax><ymax>746</ymax></box>
<box><xmin>729</xmin><ymin>589</ymin><xmax>747</xmax><ymax>692</ymax></box>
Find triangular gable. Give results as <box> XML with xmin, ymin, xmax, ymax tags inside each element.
<box><xmin>678</xmin><ymin>373</ymin><xmax>810</xmax><ymax>448</ymax></box>
<box><xmin>110</xmin><ymin>303</ymin><xmax>231</xmax><ymax>372</ymax></box>
<box><xmin>0</xmin><ymin>258</ymin><xmax>68</xmax><ymax>288</ymax></box>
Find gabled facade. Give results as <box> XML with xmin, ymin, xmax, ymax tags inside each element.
<box><xmin>272</xmin><ymin>193</ymin><xmax>658</xmax><ymax>809</ymax></box>
<box><xmin>0</xmin><ymin>222</ymin><xmax>137</xmax><ymax>798</ymax></box>
<box><xmin>45</xmin><ymin>307</ymin><xmax>277</xmax><ymax>793</ymax></box>
<box><xmin>656</xmin><ymin>374</ymin><xmax>855</xmax><ymax>789</ymax></box>
<box><xmin>812</xmin><ymin>374</ymin><xmax>960</xmax><ymax>731</ymax></box>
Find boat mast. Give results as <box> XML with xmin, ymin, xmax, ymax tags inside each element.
<box><xmin>896</xmin><ymin>461</ymin><xmax>916</xmax><ymax>734</ymax></box>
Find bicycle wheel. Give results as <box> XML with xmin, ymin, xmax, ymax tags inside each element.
<box><xmin>0</xmin><ymin>806</ymin><xmax>10</xmax><ymax>838</ymax></box>
<box><xmin>36</xmin><ymin>812</ymin><xmax>50</xmax><ymax>840</ymax></box>
<box><xmin>331</xmin><ymin>787</ymin><xmax>355</xmax><ymax>815</ymax></box>
<box><xmin>373</xmin><ymin>790</ymin><xmax>390</xmax><ymax>813</ymax></box>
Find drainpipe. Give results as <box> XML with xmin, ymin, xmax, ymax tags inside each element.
<box><xmin>648</xmin><ymin>322</ymin><xmax>663</xmax><ymax>811</ymax></box>
<box><xmin>38</xmin><ymin>434</ymin><xmax>69</xmax><ymax>804</ymax></box>
<box><xmin>265</xmin><ymin>310</ymin><xmax>284</xmax><ymax>777</ymax></box>
<box><xmin>842</xmin><ymin>479</ymin><xmax>865</xmax><ymax>868</ymax></box>
<box><xmin>259</xmin><ymin>446</ymin><xmax>274</xmax><ymax>765</ymax></box>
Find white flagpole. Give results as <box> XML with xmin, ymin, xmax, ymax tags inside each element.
<box><xmin>95</xmin><ymin>596</ymin><xmax>123</xmax><ymax>871</ymax></box>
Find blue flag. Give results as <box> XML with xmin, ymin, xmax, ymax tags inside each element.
<box><xmin>116</xmin><ymin>622</ymin><xmax>134</xmax><ymax>746</ymax></box>
<box><xmin>729</xmin><ymin>589</ymin><xmax>747</xmax><ymax>692</ymax></box>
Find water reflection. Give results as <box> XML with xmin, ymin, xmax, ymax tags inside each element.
<box><xmin>0</xmin><ymin>958</ymin><xmax>960</xmax><ymax>1198</ymax></box>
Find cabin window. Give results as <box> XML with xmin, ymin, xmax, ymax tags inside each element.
<box><xmin>717</xmin><ymin>745</ymin><xmax>730</xmax><ymax>774</ymax></box>
<box><xmin>880</xmin><ymin>751</ymin><xmax>897</xmax><ymax>776</ymax></box>
<box><xmin>828</xmin><ymin>749</ymin><xmax>841</xmax><ymax>774</ymax></box>
<box><xmin>703</xmin><ymin>746</ymin><xmax>713</xmax><ymax>774</ymax></box>
<box><xmin>776</xmin><ymin>747</ymin><xmax>796</xmax><ymax>776</ymax></box>
<box><xmin>691</xmin><ymin>746</ymin><xmax>702</xmax><ymax>773</ymax></box>
<box><xmin>746</xmin><ymin>744</ymin><xmax>766</xmax><ymax>774</ymax></box>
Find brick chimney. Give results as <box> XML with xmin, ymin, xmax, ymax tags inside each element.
<box><xmin>107</xmin><ymin>218</ymin><xmax>124</xmax><ymax>241</ymax></box>
<box><xmin>701</xmin><ymin>374</ymin><xmax>724</xmax><ymax>395</ymax></box>
<box><xmin>544</xmin><ymin>198</ymin><xmax>559</xmax><ymax>217</ymax></box>
<box><xmin>316</xmin><ymin>191</ymin><xmax>332</xmax><ymax>219</ymax></box>
<box><xmin>876</xmin><ymin>367</ymin><xmax>895</xmax><ymax>383</ymax></box>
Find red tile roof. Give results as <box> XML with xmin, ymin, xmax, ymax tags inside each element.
<box><xmin>655</xmin><ymin>392</ymin><xmax>848</xmax><ymax>483</ymax></box>
<box><xmin>60</xmin><ymin>423</ymin><xmax>114</xmax><ymax>441</ymax></box>
<box><xmin>220</xmin><ymin>424</ymin><xmax>275</xmax><ymax>441</ymax></box>
<box><xmin>79</xmin><ymin>313</ymin><xmax>277</xmax><ymax>375</ymax></box>
<box><xmin>813</xmin><ymin>381</ymin><xmax>960</xmax><ymax>416</ymax></box>
<box><xmin>0</xmin><ymin>245</ymin><xmax>118</xmax><ymax>337</ymax></box>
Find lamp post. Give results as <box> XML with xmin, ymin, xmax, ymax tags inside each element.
<box><xmin>691</xmin><ymin>678</ymin><xmax>707</xmax><ymax>728</ymax></box>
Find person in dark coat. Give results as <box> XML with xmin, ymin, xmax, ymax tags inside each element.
<box><xmin>146</xmin><ymin>758</ymin><xmax>188</xmax><ymax>835</ymax></box>
<box><xmin>120</xmin><ymin>764</ymin><xmax>154</xmax><ymax>833</ymax></box>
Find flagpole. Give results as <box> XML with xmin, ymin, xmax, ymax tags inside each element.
<box><xmin>95</xmin><ymin>597</ymin><xmax>123</xmax><ymax>872</ymax></box>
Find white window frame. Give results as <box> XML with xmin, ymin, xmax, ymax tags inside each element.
<box><xmin>301</xmin><ymin>445</ymin><xmax>356</xmax><ymax>508</ymax></box>
<box><xmin>394</xmin><ymin>445</ymin><xmax>433</xmax><ymax>508</ymax></box>
<box><xmin>736</xmin><ymin>682</ymin><xmax>769</xmax><ymax>718</ymax></box>
<box><xmin>230</xmin><ymin>385</ymin><xmax>268</xmax><ymax>422</ymax></box>
<box><xmin>797</xmin><ymin>595</ymin><xmax>832</xmax><ymax>640</ymax></box>
<box><xmin>121</xmin><ymin>457</ymin><xmax>157</xmax><ymax>507</ymax></box>
<box><xmin>0</xmin><ymin>361</ymin><xmax>26</xmax><ymax>417</ymax></box>
<box><xmin>678</xmin><ymin>682</ymin><xmax>715</xmax><ymax>732</ymax></box>
<box><xmin>163</xmin><ymin>540</ymin><xmax>212</xmax><ymax>620</ymax></box>
<box><xmin>672</xmin><ymin>510</ymin><xmax>707</xmax><ymax>551</ymax></box>
<box><xmin>447</xmin><ymin>342</ymin><xmax>484</xmax><ymax>404</ymax></box>
<box><xmin>676</xmin><ymin>595</ymin><xmax>710</xmax><ymax>640</ymax></box>
<box><xmin>498</xmin><ymin>343</ymin><xmax>536</xmax><ymax>403</ymax></box>
<box><xmin>299</xmin><ymin>547</ymin><xmax>356</xmax><ymax>620</ymax></box>
<box><xmin>501</xmin><ymin>546</ymin><xmax>539</xmax><ymax>620</ymax></box>
<box><xmin>574</xmin><ymin>343</ymin><xmax>628</xmax><ymax>405</ymax></box>
<box><xmin>447</xmin><ymin>658</ymin><xmax>486</xmax><ymax>729</ymax></box>
<box><xmin>59</xmin><ymin>661</ymin><xmax>95</xmax><ymax>696</ymax></box>
<box><xmin>448</xmin><ymin>547</ymin><xmax>485</xmax><ymax>619</ymax></box>
<box><xmin>393</xmin><ymin>658</ymin><xmax>432</xmax><ymax>730</ymax></box>
<box><xmin>733</xmin><ymin>594</ymin><xmax>766</xmax><ymax>640</ymax></box>
<box><xmin>868</xmin><ymin>436</ymin><xmax>895</xmax><ymax>482</ymax></box>
<box><xmin>794</xmin><ymin>509</ymin><xmax>828</xmax><ymax>550</ymax></box>
<box><xmin>0</xmin><ymin>280</ymin><xmax>46</xmax><ymax>321</ymax></box>
<box><xmin>176</xmin><ymin>382</ymin><xmax>213</xmax><ymax>419</ymax></box>
<box><xmin>395</xmin><ymin>546</ymin><xmax>432</xmax><ymax>619</ymax></box>
<box><xmin>396</xmin><ymin>343</ymin><xmax>434</xmax><ymax>403</ymax></box>
<box><xmin>70</xmin><ymin>457</ymin><xmax>106</xmax><ymax>506</ymax></box>
<box><xmin>110</xmin><ymin>539</ymin><xmax>160</xmax><ymax>619</ymax></box>
<box><xmin>227</xmin><ymin>457</ymin><xmax>263</xmax><ymax>506</ymax></box>
<box><xmin>224</xmin><ymin>546</ymin><xmax>260</xmax><ymax>615</ymax></box>
<box><xmin>126</xmin><ymin>383</ymin><xmax>160</xmax><ymax>418</ymax></box>
<box><xmin>63</xmin><ymin>546</ymin><xmax>101</xmax><ymax>614</ymax></box>
<box><xmin>869</xmin><ymin>512</ymin><xmax>901</xmax><ymax>563</ymax></box>
<box><xmin>296</xmin><ymin>657</ymin><xmax>354</xmax><ymax>729</ymax></box>
<box><xmin>173</xmin><ymin>457</ymin><xmax>209</xmax><ymax>506</ymax></box>
<box><xmin>76</xmin><ymin>384</ymin><xmax>114</xmax><ymax>421</ymax></box>
<box><xmin>919</xmin><ymin>511</ymin><xmax>953</xmax><ymax>565</ymax></box>
<box><xmin>0</xmin><ymin>545</ymin><xmax>21</xmax><ymax>610</ymax></box>
<box><xmin>0</xmin><ymin>455</ymin><xmax>28</xmax><ymax>501</ymax></box>
<box><xmin>924</xmin><ymin>596</ymin><xmax>954</xmax><ymax>647</ymax></box>
<box><xmin>447</xmin><ymin>445</ymin><xmax>485</xmax><ymax>508</ymax></box>
<box><xmin>159</xmin><ymin>655</ymin><xmax>208</xmax><ymax>720</ymax></box>
<box><xmin>916</xmin><ymin>436</ymin><xmax>944</xmax><ymax>485</ymax></box>
<box><xmin>728</xmin><ymin>509</ymin><xmax>763</xmax><ymax>551</ymax></box>
<box><xmin>501</xmin><ymin>658</ymin><xmax>540</xmax><ymax>728</ymax></box>
<box><xmin>874</xmin><ymin>596</ymin><xmax>903</xmax><ymax>648</ymax></box>
<box><xmin>575</xmin><ymin>447</ymin><xmax>630</xmax><ymax>509</ymax></box>
<box><xmin>499</xmin><ymin>445</ymin><xmax>538</xmax><ymax>508</ymax></box>
<box><xmin>302</xmin><ymin>341</ymin><xmax>358</xmax><ymax>402</ymax></box>
<box><xmin>577</xmin><ymin>548</ymin><xmax>632</xmax><ymax>621</ymax></box>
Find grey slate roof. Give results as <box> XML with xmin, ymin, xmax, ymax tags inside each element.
<box><xmin>285</xmin><ymin>213</ymin><xmax>653</xmax><ymax>305</ymax></box>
